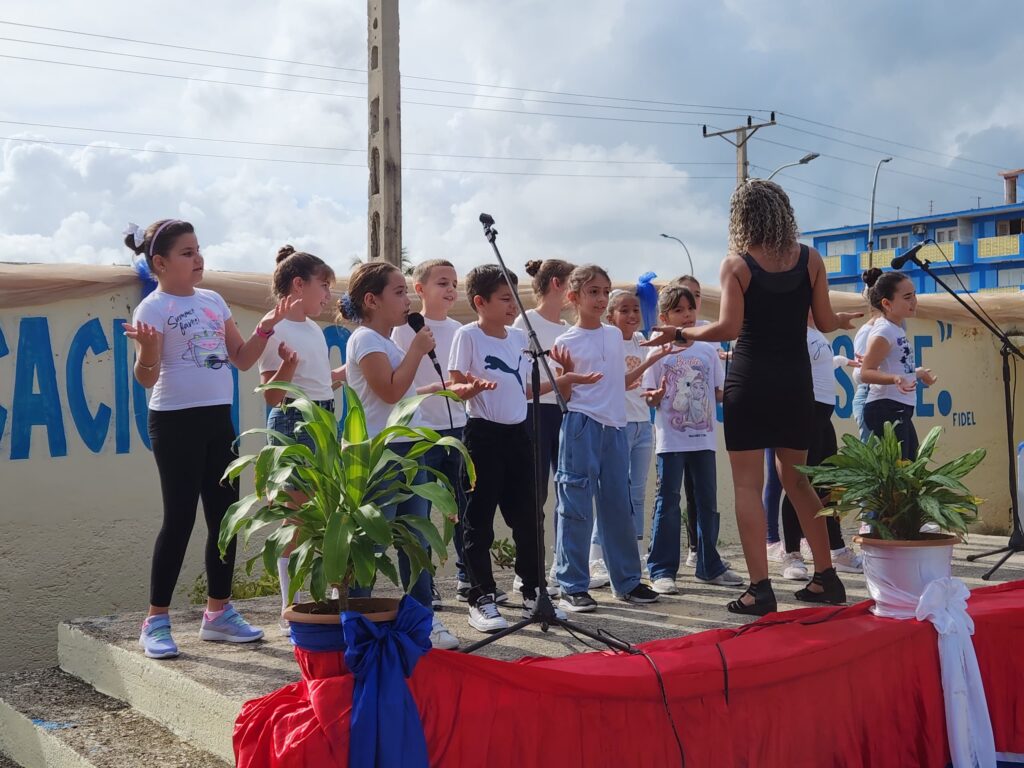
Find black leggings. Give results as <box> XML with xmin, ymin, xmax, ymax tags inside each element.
<box><xmin>148</xmin><ymin>405</ymin><xmax>238</xmax><ymax>607</ymax></box>
<box><xmin>863</xmin><ymin>398</ymin><xmax>918</xmax><ymax>460</ymax></box>
<box><xmin>781</xmin><ymin>402</ymin><xmax>845</xmax><ymax>553</ymax></box>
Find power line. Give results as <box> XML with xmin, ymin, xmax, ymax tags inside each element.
<box><xmin>782</xmin><ymin>186</ymin><xmax>869</xmax><ymax>216</ymax></box>
<box><xmin>750</xmin><ymin>163</ymin><xmax>924</xmax><ymax>216</ymax></box>
<box><xmin>0</xmin><ymin>19</ymin><xmax>770</xmax><ymax>115</ymax></box>
<box><xmin>0</xmin><ymin>35</ymin><xmax>753</xmax><ymax>119</ymax></box>
<box><xmin>0</xmin><ymin>135</ymin><xmax>736</xmax><ymax>179</ymax></box>
<box><xmin>0</xmin><ymin>118</ymin><xmax>734</xmax><ymax>165</ymax></box>
<box><xmin>0</xmin><ymin>53</ymin><xmax>711</xmax><ymax>128</ymax></box>
<box><xmin>778</xmin><ymin>111</ymin><xmax>1004</xmax><ymax>171</ymax></box>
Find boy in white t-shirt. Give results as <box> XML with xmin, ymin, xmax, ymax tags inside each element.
<box><xmin>449</xmin><ymin>265</ymin><xmax>595</xmax><ymax>634</ymax></box>
<box><xmin>643</xmin><ymin>285</ymin><xmax>742</xmax><ymax>594</ymax></box>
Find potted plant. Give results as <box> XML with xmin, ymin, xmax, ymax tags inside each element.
<box><xmin>218</xmin><ymin>382</ymin><xmax>472</xmax><ymax>630</ymax></box>
<box><xmin>800</xmin><ymin>423</ymin><xmax>985</xmax><ymax>617</ymax></box>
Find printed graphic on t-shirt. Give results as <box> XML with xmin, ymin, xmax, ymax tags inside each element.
<box><xmin>809</xmin><ymin>335</ymin><xmax>831</xmax><ymax>362</ymax></box>
<box><xmin>484</xmin><ymin>354</ymin><xmax>524</xmax><ymax>392</ymax></box>
<box><xmin>169</xmin><ymin>306</ymin><xmax>230</xmax><ymax>370</ymax></box>
<box><xmin>625</xmin><ymin>352</ymin><xmax>643</xmax><ymax>390</ymax></box>
<box><xmin>895</xmin><ymin>333</ymin><xmax>913</xmax><ymax>373</ymax></box>
<box><xmin>664</xmin><ymin>354</ymin><xmax>714</xmax><ymax>433</ymax></box>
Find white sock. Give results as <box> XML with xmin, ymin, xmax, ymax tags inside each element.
<box><xmin>589</xmin><ymin>542</ymin><xmax>603</xmax><ymax>563</ymax></box>
<box><xmin>278</xmin><ymin>557</ymin><xmax>291</xmax><ymax>610</ymax></box>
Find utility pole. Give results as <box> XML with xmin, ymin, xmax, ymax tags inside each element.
<box><xmin>703</xmin><ymin>113</ymin><xmax>776</xmax><ymax>186</ymax></box>
<box><xmin>367</xmin><ymin>0</ymin><xmax>402</xmax><ymax>266</ymax></box>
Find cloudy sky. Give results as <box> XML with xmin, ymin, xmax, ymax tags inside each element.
<box><xmin>0</xmin><ymin>0</ymin><xmax>1020</xmax><ymax>284</ymax></box>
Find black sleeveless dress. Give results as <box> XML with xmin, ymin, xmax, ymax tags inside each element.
<box><xmin>723</xmin><ymin>244</ymin><xmax>814</xmax><ymax>451</ymax></box>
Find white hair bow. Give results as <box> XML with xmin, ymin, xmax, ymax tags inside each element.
<box><xmin>123</xmin><ymin>222</ymin><xmax>145</xmax><ymax>248</ymax></box>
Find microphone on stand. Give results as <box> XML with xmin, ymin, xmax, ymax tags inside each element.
<box><xmin>407</xmin><ymin>312</ymin><xmax>444</xmax><ymax>379</ymax></box>
<box><xmin>890</xmin><ymin>242</ymin><xmax>926</xmax><ymax>270</ymax></box>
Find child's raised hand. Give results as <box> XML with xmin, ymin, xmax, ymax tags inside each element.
<box><xmin>836</xmin><ymin>311</ymin><xmax>863</xmax><ymax>330</ymax></box>
<box><xmin>642</xmin><ymin>325</ymin><xmax>677</xmax><ymax>347</ymax></box>
<box><xmin>123</xmin><ymin>321</ymin><xmax>159</xmax><ymax>351</ymax></box>
<box><xmin>278</xmin><ymin>341</ymin><xmax>299</xmax><ymax>366</ymax></box>
<box><xmin>450</xmin><ymin>372</ymin><xmax>497</xmax><ymax>400</ymax></box>
<box><xmin>646</xmin><ymin>375</ymin><xmax>668</xmax><ymax>407</ymax></box>
<box><xmin>567</xmin><ymin>371</ymin><xmax>603</xmax><ymax>386</ymax></box>
<box><xmin>651</xmin><ymin>342</ymin><xmax>679</xmax><ymax>360</ymax></box>
<box><xmin>916</xmin><ymin>367</ymin><xmax>938</xmax><ymax>386</ymax></box>
<box><xmin>549</xmin><ymin>344</ymin><xmax>574</xmax><ymax>374</ymax></box>
<box><xmin>409</xmin><ymin>325</ymin><xmax>436</xmax><ymax>359</ymax></box>
<box><xmin>718</xmin><ymin>348</ymin><xmax>732</xmax><ymax>361</ymax></box>
<box><xmin>895</xmin><ymin>375</ymin><xmax>918</xmax><ymax>394</ymax></box>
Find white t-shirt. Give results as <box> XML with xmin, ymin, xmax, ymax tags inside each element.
<box><xmin>807</xmin><ymin>327</ymin><xmax>837</xmax><ymax>406</ymax></box>
<box><xmin>392</xmin><ymin>316</ymin><xmax>467</xmax><ymax>431</ymax></box>
<box><xmin>448</xmin><ymin>323</ymin><xmax>531</xmax><ymax>425</ymax></box>
<box><xmin>852</xmin><ymin>320</ymin><xmax>874</xmax><ymax>387</ymax></box>
<box><xmin>345</xmin><ymin>326</ymin><xmax>417</xmax><ymax>438</ymax></box>
<box><xmin>258</xmin><ymin>317</ymin><xmax>334</xmax><ymax>401</ymax></box>
<box><xmin>555</xmin><ymin>324</ymin><xmax>626</xmax><ymax>428</ymax></box>
<box><xmin>133</xmin><ymin>288</ymin><xmax>233</xmax><ymax>411</ymax></box>
<box><xmin>866</xmin><ymin>318</ymin><xmax>916</xmax><ymax>406</ymax></box>
<box><xmin>643</xmin><ymin>341</ymin><xmax>724</xmax><ymax>454</ymax></box>
<box><xmin>512</xmin><ymin>309</ymin><xmax>569</xmax><ymax>406</ymax></box>
<box><xmin>623</xmin><ymin>332</ymin><xmax>651</xmax><ymax>423</ymax></box>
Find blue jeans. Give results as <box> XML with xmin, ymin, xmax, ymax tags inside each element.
<box><xmin>648</xmin><ymin>450</ymin><xmax>725</xmax><ymax>582</ymax></box>
<box><xmin>267</xmin><ymin>405</ymin><xmax>319</xmax><ymax>452</ymax></box>
<box><xmin>421</xmin><ymin>427</ymin><xmax>467</xmax><ymax>582</ymax></box>
<box><xmin>591</xmin><ymin>420</ymin><xmax>654</xmax><ymax>548</ymax></box>
<box><xmin>349</xmin><ymin>441</ymin><xmax>433</xmax><ymax>611</ymax></box>
<box><xmin>852</xmin><ymin>383</ymin><xmax>871</xmax><ymax>443</ymax></box>
<box><xmin>555</xmin><ymin>412</ymin><xmax>642</xmax><ymax>595</ymax></box>
<box><xmin>763</xmin><ymin>448</ymin><xmax>782</xmax><ymax>544</ymax></box>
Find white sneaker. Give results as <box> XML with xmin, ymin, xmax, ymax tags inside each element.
<box><xmin>468</xmin><ymin>596</ymin><xmax>508</xmax><ymax>633</ymax></box>
<box><xmin>700</xmin><ymin>568</ymin><xmax>744</xmax><ymax>587</ymax></box>
<box><xmin>831</xmin><ymin>546</ymin><xmax>864</xmax><ymax>573</ymax></box>
<box><xmin>651</xmin><ymin>577</ymin><xmax>678</xmax><ymax>595</ymax></box>
<box><xmin>513</xmin><ymin>575</ymin><xmax>559</xmax><ymax>596</ymax></box>
<box><xmin>430</xmin><ymin>617</ymin><xmax>459</xmax><ymax>650</ymax></box>
<box><xmin>278</xmin><ymin>617</ymin><xmax>291</xmax><ymax>636</ymax></box>
<box><xmin>684</xmin><ymin>550</ymin><xmax>697</xmax><ymax>568</ymax></box>
<box><xmin>589</xmin><ymin>559</ymin><xmax>610</xmax><ymax>589</ymax></box>
<box><xmin>858</xmin><ymin>522</ymin><xmax>873</xmax><ymax>535</ymax></box>
<box><xmin>800</xmin><ymin>538</ymin><xmax>813</xmax><ymax>560</ymax></box>
<box><xmin>782</xmin><ymin>552</ymin><xmax>809</xmax><ymax>581</ymax></box>
<box><xmin>522</xmin><ymin>595</ymin><xmax>568</xmax><ymax>619</ymax></box>
<box><xmin>766</xmin><ymin>541</ymin><xmax>785</xmax><ymax>563</ymax></box>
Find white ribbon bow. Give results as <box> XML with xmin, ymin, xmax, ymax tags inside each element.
<box><xmin>123</xmin><ymin>222</ymin><xmax>145</xmax><ymax>248</ymax></box>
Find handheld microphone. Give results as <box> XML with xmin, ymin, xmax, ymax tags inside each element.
<box><xmin>407</xmin><ymin>312</ymin><xmax>444</xmax><ymax>378</ymax></box>
<box><xmin>890</xmin><ymin>241</ymin><xmax>926</xmax><ymax>270</ymax></box>
<box><xmin>479</xmin><ymin>212</ymin><xmax>495</xmax><ymax>227</ymax></box>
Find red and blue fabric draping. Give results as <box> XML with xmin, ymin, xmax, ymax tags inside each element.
<box><xmin>234</xmin><ymin>581</ymin><xmax>1024</xmax><ymax>768</ymax></box>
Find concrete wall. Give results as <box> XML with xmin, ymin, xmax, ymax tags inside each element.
<box><xmin>0</xmin><ymin>280</ymin><xmax>1019</xmax><ymax>672</ymax></box>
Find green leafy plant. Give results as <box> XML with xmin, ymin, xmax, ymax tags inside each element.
<box><xmin>799</xmin><ymin>423</ymin><xmax>985</xmax><ymax>541</ymax></box>
<box><xmin>189</xmin><ymin>567</ymin><xmax>280</xmax><ymax>605</ymax></box>
<box><xmin>490</xmin><ymin>538</ymin><xmax>517</xmax><ymax>570</ymax></box>
<box><xmin>218</xmin><ymin>382</ymin><xmax>474</xmax><ymax>611</ymax></box>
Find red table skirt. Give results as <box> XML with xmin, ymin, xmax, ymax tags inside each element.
<box><xmin>235</xmin><ymin>581</ymin><xmax>1024</xmax><ymax>767</ymax></box>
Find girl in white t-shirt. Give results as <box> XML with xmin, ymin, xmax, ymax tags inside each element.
<box><xmin>337</xmin><ymin>261</ymin><xmax>459</xmax><ymax>649</ymax></box>
<box><xmin>860</xmin><ymin>270</ymin><xmax>937</xmax><ymax>460</ymax></box>
<box><xmin>851</xmin><ymin>268</ymin><xmax>884</xmax><ymax>442</ymax></box>
<box><xmin>553</xmin><ymin>265</ymin><xmax>670</xmax><ymax>612</ymax></box>
<box><xmin>258</xmin><ymin>245</ymin><xmax>346</xmax><ymax>629</ymax></box>
<box><xmin>643</xmin><ymin>285</ymin><xmax>740</xmax><ymax>594</ymax></box>
<box><xmin>587</xmin><ymin>288</ymin><xmax>654</xmax><ymax>587</ymax></box>
<box><xmin>124</xmin><ymin>219</ymin><xmax>296</xmax><ymax>660</ymax></box>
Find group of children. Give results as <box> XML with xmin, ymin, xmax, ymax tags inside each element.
<box><xmin>125</xmin><ymin>214</ymin><xmax>935</xmax><ymax>659</ymax></box>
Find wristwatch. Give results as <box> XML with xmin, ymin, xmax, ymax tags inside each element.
<box><xmin>674</xmin><ymin>328</ymin><xmax>687</xmax><ymax>343</ymax></box>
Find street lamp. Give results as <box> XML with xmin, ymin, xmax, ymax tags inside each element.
<box><xmin>659</xmin><ymin>233</ymin><xmax>694</xmax><ymax>276</ymax></box>
<box><xmin>868</xmin><ymin>157</ymin><xmax>893</xmax><ymax>267</ymax></box>
<box><xmin>766</xmin><ymin>152</ymin><xmax>820</xmax><ymax>180</ymax></box>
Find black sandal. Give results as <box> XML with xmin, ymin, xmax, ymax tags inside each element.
<box><xmin>726</xmin><ymin>579</ymin><xmax>777</xmax><ymax>616</ymax></box>
<box><xmin>794</xmin><ymin>567</ymin><xmax>846</xmax><ymax>604</ymax></box>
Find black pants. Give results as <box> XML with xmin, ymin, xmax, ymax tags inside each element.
<box><xmin>148</xmin><ymin>405</ymin><xmax>238</xmax><ymax>607</ymax></box>
<box><xmin>863</xmin><ymin>398</ymin><xmax>919</xmax><ymax>460</ymax></box>
<box><xmin>461</xmin><ymin>418</ymin><xmax>542</xmax><ymax>605</ymax></box>
<box><xmin>781</xmin><ymin>402</ymin><xmax>845</xmax><ymax>552</ymax></box>
<box><xmin>683</xmin><ymin>466</ymin><xmax>698</xmax><ymax>552</ymax></box>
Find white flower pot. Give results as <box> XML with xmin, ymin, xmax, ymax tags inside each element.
<box><xmin>853</xmin><ymin>533</ymin><xmax>957</xmax><ymax>618</ymax></box>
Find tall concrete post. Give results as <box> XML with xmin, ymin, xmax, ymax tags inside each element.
<box><xmin>367</xmin><ymin>0</ymin><xmax>402</xmax><ymax>266</ymax></box>
<box><xmin>735</xmin><ymin>129</ymin><xmax>748</xmax><ymax>185</ymax></box>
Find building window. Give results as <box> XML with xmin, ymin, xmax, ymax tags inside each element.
<box><xmin>879</xmin><ymin>233</ymin><xmax>910</xmax><ymax>250</ymax></box>
<box><xmin>831</xmin><ymin>283</ymin><xmax>860</xmax><ymax>293</ymax></box>
<box><xmin>935</xmin><ymin>227</ymin><xmax>957</xmax><ymax>243</ymax></box>
<box><xmin>825</xmin><ymin>238</ymin><xmax>857</xmax><ymax>257</ymax></box>
<box><xmin>996</xmin><ymin>219</ymin><xmax>1024</xmax><ymax>236</ymax></box>
<box><xmin>997</xmin><ymin>268</ymin><xmax>1024</xmax><ymax>288</ymax></box>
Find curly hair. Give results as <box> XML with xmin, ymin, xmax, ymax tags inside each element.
<box><xmin>728</xmin><ymin>179</ymin><xmax>799</xmax><ymax>261</ymax></box>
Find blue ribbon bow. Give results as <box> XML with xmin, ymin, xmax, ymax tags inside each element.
<box><xmin>342</xmin><ymin>595</ymin><xmax>432</xmax><ymax>768</ymax></box>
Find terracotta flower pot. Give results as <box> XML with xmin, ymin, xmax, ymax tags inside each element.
<box><xmin>853</xmin><ymin>532</ymin><xmax>957</xmax><ymax>618</ymax></box>
<box><xmin>282</xmin><ymin>596</ymin><xmax>400</xmax><ymax>625</ymax></box>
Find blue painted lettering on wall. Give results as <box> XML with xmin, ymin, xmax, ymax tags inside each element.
<box><xmin>0</xmin><ymin>323</ymin><xmax>7</xmax><ymax>447</ymax></box>
<box><xmin>10</xmin><ymin>317</ymin><xmax>67</xmax><ymax>459</ymax></box>
<box><xmin>66</xmin><ymin>318</ymin><xmax>113</xmax><ymax>453</ymax></box>
<box><xmin>832</xmin><ymin>335</ymin><xmax>855</xmax><ymax>418</ymax></box>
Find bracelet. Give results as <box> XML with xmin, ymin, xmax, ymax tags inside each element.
<box><xmin>255</xmin><ymin>325</ymin><xmax>275</xmax><ymax>339</ymax></box>
<box><xmin>136</xmin><ymin>358</ymin><xmax>159</xmax><ymax>371</ymax></box>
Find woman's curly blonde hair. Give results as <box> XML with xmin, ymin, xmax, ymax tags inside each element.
<box><xmin>728</xmin><ymin>179</ymin><xmax>799</xmax><ymax>261</ymax></box>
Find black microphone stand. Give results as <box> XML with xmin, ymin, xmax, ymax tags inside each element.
<box><xmin>900</xmin><ymin>249</ymin><xmax>1024</xmax><ymax>579</ymax></box>
<box><xmin>461</xmin><ymin>213</ymin><xmax>632</xmax><ymax>654</ymax></box>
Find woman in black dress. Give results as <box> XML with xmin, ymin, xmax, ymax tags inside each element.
<box><xmin>647</xmin><ymin>180</ymin><xmax>860</xmax><ymax>614</ymax></box>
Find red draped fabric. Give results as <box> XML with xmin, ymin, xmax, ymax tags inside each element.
<box><xmin>235</xmin><ymin>581</ymin><xmax>1024</xmax><ymax>768</ymax></box>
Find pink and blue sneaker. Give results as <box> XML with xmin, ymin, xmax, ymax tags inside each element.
<box><xmin>139</xmin><ymin>614</ymin><xmax>179</xmax><ymax>659</ymax></box>
<box><xmin>198</xmin><ymin>605</ymin><xmax>264</xmax><ymax>643</ymax></box>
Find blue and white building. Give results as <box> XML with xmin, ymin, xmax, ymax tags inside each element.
<box><xmin>802</xmin><ymin>173</ymin><xmax>1024</xmax><ymax>295</ymax></box>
